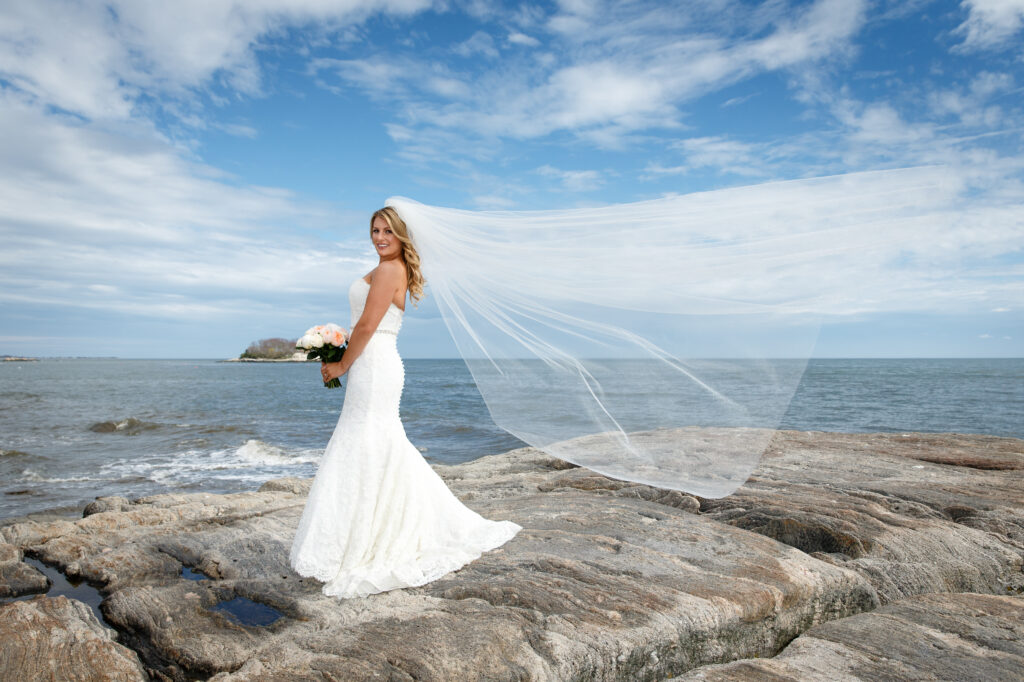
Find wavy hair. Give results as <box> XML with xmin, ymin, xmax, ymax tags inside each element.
<box><xmin>371</xmin><ymin>206</ymin><xmax>425</xmax><ymax>304</ymax></box>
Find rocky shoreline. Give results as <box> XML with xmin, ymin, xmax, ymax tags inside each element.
<box><xmin>1</xmin><ymin>429</ymin><xmax>1021</xmax><ymax>680</ymax></box>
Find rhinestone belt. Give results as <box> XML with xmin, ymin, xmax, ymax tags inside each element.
<box><xmin>374</xmin><ymin>329</ymin><xmax>398</xmax><ymax>335</ymax></box>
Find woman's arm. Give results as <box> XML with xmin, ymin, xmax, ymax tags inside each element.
<box><xmin>322</xmin><ymin>261</ymin><xmax>403</xmax><ymax>382</ymax></box>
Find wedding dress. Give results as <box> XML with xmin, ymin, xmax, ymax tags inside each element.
<box><xmin>289</xmin><ymin>277</ymin><xmax>522</xmax><ymax>599</ymax></box>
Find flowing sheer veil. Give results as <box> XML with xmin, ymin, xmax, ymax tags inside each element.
<box><xmin>386</xmin><ymin>167</ymin><xmax>961</xmax><ymax>498</ymax></box>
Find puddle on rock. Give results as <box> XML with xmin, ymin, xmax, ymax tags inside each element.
<box><xmin>180</xmin><ymin>565</ymin><xmax>210</xmax><ymax>581</ymax></box>
<box><xmin>211</xmin><ymin>595</ymin><xmax>283</xmax><ymax>627</ymax></box>
<box><xmin>0</xmin><ymin>556</ymin><xmax>108</xmax><ymax>627</ymax></box>
<box><xmin>181</xmin><ymin>563</ymin><xmax>284</xmax><ymax>627</ymax></box>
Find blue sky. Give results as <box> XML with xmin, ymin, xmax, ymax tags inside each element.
<box><xmin>0</xmin><ymin>0</ymin><xmax>1021</xmax><ymax>358</ymax></box>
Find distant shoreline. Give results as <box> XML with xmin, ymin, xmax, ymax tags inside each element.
<box><xmin>1</xmin><ymin>356</ymin><xmax>38</xmax><ymax>362</ymax></box>
<box><xmin>221</xmin><ymin>357</ymin><xmax>315</xmax><ymax>363</ymax></box>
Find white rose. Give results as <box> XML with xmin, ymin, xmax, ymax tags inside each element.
<box><xmin>325</xmin><ymin>323</ymin><xmax>343</xmax><ymax>333</ymax></box>
<box><xmin>296</xmin><ymin>334</ymin><xmax>313</xmax><ymax>349</ymax></box>
<box><xmin>303</xmin><ymin>326</ymin><xmax>318</xmax><ymax>337</ymax></box>
<box><xmin>309</xmin><ymin>334</ymin><xmax>324</xmax><ymax>348</ymax></box>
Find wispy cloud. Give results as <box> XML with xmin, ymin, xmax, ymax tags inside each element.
<box><xmin>656</xmin><ymin>137</ymin><xmax>770</xmax><ymax>177</ymax></box>
<box><xmin>954</xmin><ymin>0</ymin><xmax>1024</xmax><ymax>50</ymax></box>
<box><xmin>536</xmin><ymin>165</ymin><xmax>605</xmax><ymax>191</ymax></box>
<box><xmin>454</xmin><ymin>31</ymin><xmax>499</xmax><ymax>59</ymax></box>
<box><xmin>311</xmin><ymin>0</ymin><xmax>868</xmax><ymax>153</ymax></box>
<box><xmin>0</xmin><ymin>91</ymin><xmax>374</xmax><ymax>324</ymax></box>
<box><xmin>0</xmin><ymin>1</ymin><xmax>441</xmax><ymax>335</ymax></box>
<box><xmin>5</xmin><ymin>1</ymin><xmax>440</xmax><ymax>112</ymax></box>
<box><xmin>507</xmin><ymin>32</ymin><xmax>540</xmax><ymax>47</ymax></box>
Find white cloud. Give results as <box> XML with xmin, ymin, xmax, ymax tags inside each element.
<box><xmin>216</xmin><ymin>122</ymin><xmax>260</xmax><ymax>138</ymax></box>
<box><xmin>472</xmin><ymin>194</ymin><xmax>517</xmax><ymax>209</ymax></box>
<box><xmin>0</xmin><ymin>90</ymin><xmax>373</xmax><ymax>324</ymax></box>
<box><xmin>926</xmin><ymin>71</ymin><xmax>1014</xmax><ymax>129</ymax></box>
<box><xmin>722</xmin><ymin>93</ymin><xmax>759</xmax><ymax>108</ymax></box>
<box><xmin>507</xmin><ymin>32</ymin><xmax>540</xmax><ymax>47</ymax></box>
<box><xmin>536</xmin><ymin>165</ymin><xmax>604</xmax><ymax>191</ymax></box>
<box><xmin>0</xmin><ymin>0</ymin><xmax>442</xmax><ymax>336</ymax></box>
<box><xmin>666</xmin><ymin>136</ymin><xmax>768</xmax><ymax>176</ymax></box>
<box><xmin>955</xmin><ymin>0</ymin><xmax>1024</xmax><ymax>50</ymax></box>
<box><xmin>454</xmin><ymin>31</ymin><xmax>499</xmax><ymax>59</ymax></box>
<box><xmin>970</xmin><ymin>70</ymin><xmax>1015</xmax><ymax>97</ymax></box>
<box><xmin>0</xmin><ymin>0</ymin><xmax>438</xmax><ymax>121</ymax></box>
<box><xmin>311</xmin><ymin>0</ymin><xmax>868</xmax><ymax>150</ymax></box>
<box><xmin>743</xmin><ymin>0</ymin><xmax>865</xmax><ymax>68</ymax></box>
<box><xmin>835</xmin><ymin>102</ymin><xmax>933</xmax><ymax>146</ymax></box>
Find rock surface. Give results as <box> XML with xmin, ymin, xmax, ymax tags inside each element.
<box><xmin>0</xmin><ymin>540</ymin><xmax>49</xmax><ymax>597</ymax></box>
<box><xmin>0</xmin><ymin>595</ymin><xmax>147</xmax><ymax>681</ymax></box>
<box><xmin>676</xmin><ymin>592</ymin><xmax>1024</xmax><ymax>681</ymax></box>
<box><xmin>0</xmin><ymin>429</ymin><xmax>1021</xmax><ymax>680</ymax></box>
<box><xmin>697</xmin><ymin>431</ymin><xmax>1024</xmax><ymax>602</ymax></box>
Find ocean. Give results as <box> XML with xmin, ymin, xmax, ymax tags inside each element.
<box><xmin>1</xmin><ymin>358</ymin><xmax>1021</xmax><ymax>520</ymax></box>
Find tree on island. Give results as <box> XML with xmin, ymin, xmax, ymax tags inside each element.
<box><xmin>240</xmin><ymin>338</ymin><xmax>297</xmax><ymax>359</ymax></box>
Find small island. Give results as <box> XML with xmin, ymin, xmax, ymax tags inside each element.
<box><xmin>223</xmin><ymin>337</ymin><xmax>313</xmax><ymax>363</ymax></box>
<box><xmin>1</xmin><ymin>355</ymin><xmax>38</xmax><ymax>362</ymax></box>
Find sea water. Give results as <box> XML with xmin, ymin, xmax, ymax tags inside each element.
<box><xmin>0</xmin><ymin>357</ymin><xmax>1020</xmax><ymax>519</ymax></box>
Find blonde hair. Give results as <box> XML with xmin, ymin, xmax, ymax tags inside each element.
<box><xmin>371</xmin><ymin>206</ymin><xmax>425</xmax><ymax>304</ymax></box>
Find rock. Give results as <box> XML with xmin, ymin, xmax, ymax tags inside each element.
<box><xmin>83</xmin><ymin>496</ymin><xmax>132</xmax><ymax>516</ymax></box>
<box><xmin>538</xmin><ymin>471</ymin><xmax>702</xmax><ymax>513</ymax></box>
<box><xmin>0</xmin><ymin>430</ymin><xmax>1020</xmax><ymax>680</ymax></box>
<box><xmin>0</xmin><ymin>541</ymin><xmax>49</xmax><ymax>598</ymax></box>
<box><xmin>88</xmin><ymin>417</ymin><xmax>161</xmax><ymax>435</ymax></box>
<box><xmin>0</xmin><ymin>595</ymin><xmax>147</xmax><ymax>681</ymax></box>
<box><xmin>257</xmin><ymin>477</ymin><xmax>311</xmax><ymax>495</ymax></box>
<box><xmin>0</xmin><ymin>446</ymin><xmax>876</xmax><ymax>680</ymax></box>
<box><xmin>698</xmin><ymin>430</ymin><xmax>1024</xmax><ymax>602</ymax></box>
<box><xmin>675</xmin><ymin>592</ymin><xmax>1024</xmax><ymax>681</ymax></box>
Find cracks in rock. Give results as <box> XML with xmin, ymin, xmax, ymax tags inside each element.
<box><xmin>0</xmin><ymin>552</ymin><xmax>186</xmax><ymax>679</ymax></box>
<box><xmin>537</xmin><ymin>474</ymin><xmax>701</xmax><ymax>514</ymax></box>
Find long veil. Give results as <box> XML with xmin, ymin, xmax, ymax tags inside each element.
<box><xmin>387</xmin><ymin>167</ymin><xmax>961</xmax><ymax>498</ymax></box>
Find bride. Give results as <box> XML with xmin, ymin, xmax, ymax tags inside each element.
<box><xmin>288</xmin><ymin>207</ymin><xmax>522</xmax><ymax>599</ymax></box>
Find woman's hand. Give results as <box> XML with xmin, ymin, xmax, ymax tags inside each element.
<box><xmin>321</xmin><ymin>361</ymin><xmax>344</xmax><ymax>383</ymax></box>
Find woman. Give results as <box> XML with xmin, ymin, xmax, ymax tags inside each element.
<box><xmin>289</xmin><ymin>207</ymin><xmax>522</xmax><ymax>599</ymax></box>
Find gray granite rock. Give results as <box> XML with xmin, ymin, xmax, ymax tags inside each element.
<box><xmin>0</xmin><ymin>594</ymin><xmax>147</xmax><ymax>681</ymax></box>
<box><xmin>675</xmin><ymin>592</ymin><xmax>1024</xmax><ymax>681</ymax></box>
<box><xmin>0</xmin><ymin>430</ymin><xmax>1020</xmax><ymax>681</ymax></box>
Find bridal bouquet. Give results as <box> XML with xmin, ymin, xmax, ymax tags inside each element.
<box><xmin>297</xmin><ymin>324</ymin><xmax>348</xmax><ymax>388</ymax></box>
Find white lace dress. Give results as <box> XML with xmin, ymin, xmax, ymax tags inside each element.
<box><xmin>289</xmin><ymin>277</ymin><xmax>522</xmax><ymax>598</ymax></box>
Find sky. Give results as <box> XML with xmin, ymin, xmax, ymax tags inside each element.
<box><xmin>0</xmin><ymin>0</ymin><xmax>1022</xmax><ymax>359</ymax></box>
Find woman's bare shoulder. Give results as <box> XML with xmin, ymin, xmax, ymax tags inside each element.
<box><xmin>374</xmin><ymin>259</ymin><xmax>407</xmax><ymax>282</ymax></box>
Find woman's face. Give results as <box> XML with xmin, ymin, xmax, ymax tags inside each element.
<box><xmin>371</xmin><ymin>216</ymin><xmax>402</xmax><ymax>260</ymax></box>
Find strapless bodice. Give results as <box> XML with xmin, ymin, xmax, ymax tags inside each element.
<box><xmin>349</xmin><ymin>278</ymin><xmax>404</xmax><ymax>335</ymax></box>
